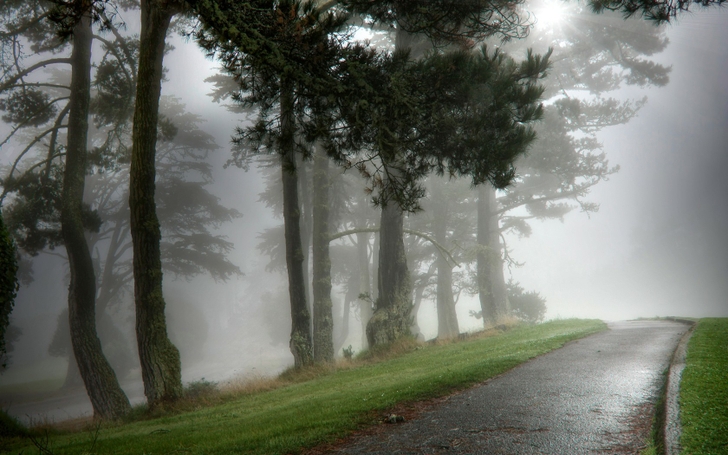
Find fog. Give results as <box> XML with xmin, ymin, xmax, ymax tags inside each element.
<box><xmin>1</xmin><ymin>2</ymin><xmax>726</xmax><ymax>423</ymax></box>
<box><xmin>508</xmin><ymin>11</ymin><xmax>728</xmax><ymax>321</ymax></box>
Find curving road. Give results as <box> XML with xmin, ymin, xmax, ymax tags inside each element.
<box><xmin>326</xmin><ymin>320</ymin><xmax>690</xmax><ymax>454</ymax></box>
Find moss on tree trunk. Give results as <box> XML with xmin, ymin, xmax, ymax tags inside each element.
<box><xmin>366</xmin><ymin>200</ymin><xmax>412</xmax><ymax>347</ymax></box>
<box><xmin>61</xmin><ymin>9</ymin><xmax>130</xmax><ymax>420</ymax></box>
<box><xmin>129</xmin><ymin>0</ymin><xmax>183</xmax><ymax>406</ymax></box>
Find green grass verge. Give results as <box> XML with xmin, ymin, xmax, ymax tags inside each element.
<box><xmin>6</xmin><ymin>319</ymin><xmax>605</xmax><ymax>455</ymax></box>
<box><xmin>679</xmin><ymin>318</ymin><xmax>728</xmax><ymax>455</ymax></box>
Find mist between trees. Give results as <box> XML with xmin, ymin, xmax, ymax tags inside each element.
<box><xmin>0</xmin><ymin>0</ymin><xmax>720</xmax><ymax>420</ymax></box>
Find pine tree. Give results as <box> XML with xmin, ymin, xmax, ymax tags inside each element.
<box><xmin>0</xmin><ymin>211</ymin><xmax>19</xmax><ymax>370</ymax></box>
<box><xmin>0</xmin><ymin>0</ymin><xmax>132</xmax><ymax>419</ymax></box>
<box><xmin>128</xmin><ymin>0</ymin><xmax>187</xmax><ymax>406</ymax></box>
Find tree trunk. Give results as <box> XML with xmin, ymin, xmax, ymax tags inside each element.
<box><xmin>436</xmin><ymin>259</ymin><xmax>459</xmax><ymax>338</ymax></box>
<box><xmin>298</xmin><ymin>155</ymin><xmax>313</xmax><ymax>316</ymax></box>
<box><xmin>357</xmin><ymin>231</ymin><xmax>373</xmax><ymax>349</ymax></box>
<box><xmin>312</xmin><ymin>151</ymin><xmax>333</xmax><ymax>363</ymax></box>
<box><xmin>0</xmin><ymin>211</ymin><xmax>18</xmax><ymax>368</ymax></box>
<box><xmin>280</xmin><ymin>77</ymin><xmax>313</xmax><ymax>368</ymax></box>
<box><xmin>411</xmin><ymin>277</ymin><xmax>426</xmax><ymax>340</ymax></box>
<box><xmin>365</xmin><ymin>27</ymin><xmax>426</xmax><ymax>347</ymax></box>
<box><xmin>334</xmin><ymin>293</ymin><xmax>350</xmax><ymax>354</ymax></box>
<box><xmin>433</xmin><ymin>195</ymin><xmax>459</xmax><ymax>338</ymax></box>
<box><xmin>129</xmin><ymin>0</ymin><xmax>183</xmax><ymax>406</ymax></box>
<box><xmin>61</xmin><ymin>9</ymin><xmax>130</xmax><ymax>420</ymax></box>
<box><xmin>366</xmin><ymin>199</ymin><xmax>412</xmax><ymax>347</ymax></box>
<box><xmin>477</xmin><ymin>185</ymin><xmax>509</xmax><ymax>326</ymax></box>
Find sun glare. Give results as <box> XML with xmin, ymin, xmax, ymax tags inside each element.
<box><xmin>535</xmin><ymin>0</ymin><xmax>569</xmax><ymax>29</ymax></box>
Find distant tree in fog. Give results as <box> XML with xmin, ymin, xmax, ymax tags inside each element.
<box><xmin>405</xmin><ymin>177</ymin><xmax>475</xmax><ymax>339</ymax></box>
<box><xmin>507</xmin><ymin>281</ymin><xmax>547</xmax><ymax>324</ymax></box>
<box><xmin>472</xmin><ymin>4</ymin><xmax>671</xmax><ymax>325</ymax></box>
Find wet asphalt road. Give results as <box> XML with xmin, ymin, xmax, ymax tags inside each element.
<box><xmin>328</xmin><ymin>320</ymin><xmax>690</xmax><ymax>454</ymax></box>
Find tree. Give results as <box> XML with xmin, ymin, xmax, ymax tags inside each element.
<box><xmin>60</xmin><ymin>3</ymin><xmax>132</xmax><ymax>419</ymax></box>
<box><xmin>359</xmin><ymin>47</ymin><xmax>550</xmax><ymax>346</ymax></box>
<box><xmin>129</xmin><ymin>0</ymin><xmax>186</xmax><ymax>405</ymax></box>
<box><xmin>507</xmin><ymin>280</ymin><xmax>547</xmax><ymax>324</ymax></box>
<box><xmin>312</xmin><ymin>148</ymin><xmax>333</xmax><ymax>362</ymax></box>
<box><xmin>323</xmin><ymin>0</ymin><xmax>550</xmax><ymax>346</ymax></box>
<box><xmin>0</xmin><ymin>0</ymin><xmax>132</xmax><ymax>419</ymax></box>
<box><xmin>587</xmin><ymin>0</ymin><xmax>725</xmax><ymax>22</ymax></box>
<box><xmin>29</xmin><ymin>97</ymin><xmax>240</xmax><ymax>389</ymax></box>
<box><xmin>193</xmin><ymin>0</ymin><xmax>550</xmax><ymax>352</ymax></box>
<box><xmin>193</xmin><ymin>0</ymin><xmax>363</xmax><ymax>367</ymax></box>
<box><xmin>0</xmin><ymin>211</ymin><xmax>18</xmax><ymax>370</ymax></box>
<box><xmin>2</xmin><ymin>0</ymin><xmax>240</xmax><ymax>402</ymax></box>
<box><xmin>472</xmin><ymin>5</ymin><xmax>672</xmax><ymax>324</ymax></box>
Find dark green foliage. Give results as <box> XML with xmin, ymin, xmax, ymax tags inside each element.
<box><xmin>324</xmin><ymin>46</ymin><xmax>551</xmax><ymax>211</ymax></box>
<box><xmin>588</xmin><ymin>0</ymin><xmax>725</xmax><ymax>22</ymax></box>
<box><xmin>0</xmin><ymin>408</ymin><xmax>28</xmax><ymax>438</ymax></box>
<box><xmin>0</xmin><ymin>88</ymin><xmax>59</xmax><ymax>127</ymax></box>
<box><xmin>507</xmin><ymin>281</ymin><xmax>547</xmax><ymax>324</ymax></box>
<box><xmin>184</xmin><ymin>378</ymin><xmax>218</xmax><ymax>399</ymax></box>
<box><xmin>3</xmin><ymin>164</ymin><xmax>101</xmax><ymax>255</ymax></box>
<box><xmin>343</xmin><ymin>0</ymin><xmax>531</xmax><ymax>43</ymax></box>
<box><xmin>0</xmin><ymin>212</ymin><xmax>19</xmax><ymax>369</ymax></box>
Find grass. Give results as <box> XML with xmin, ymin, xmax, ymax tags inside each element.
<box><xmin>679</xmin><ymin>318</ymin><xmax>728</xmax><ymax>455</ymax></box>
<box><xmin>5</xmin><ymin>319</ymin><xmax>605</xmax><ymax>455</ymax></box>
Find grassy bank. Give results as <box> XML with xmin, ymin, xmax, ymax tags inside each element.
<box><xmin>5</xmin><ymin>319</ymin><xmax>605</xmax><ymax>455</ymax></box>
<box><xmin>679</xmin><ymin>318</ymin><xmax>728</xmax><ymax>454</ymax></box>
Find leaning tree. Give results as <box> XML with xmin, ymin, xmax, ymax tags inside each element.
<box><xmin>0</xmin><ymin>0</ymin><xmax>133</xmax><ymax>419</ymax></box>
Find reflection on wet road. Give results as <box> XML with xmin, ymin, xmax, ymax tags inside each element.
<box><xmin>330</xmin><ymin>320</ymin><xmax>690</xmax><ymax>454</ymax></box>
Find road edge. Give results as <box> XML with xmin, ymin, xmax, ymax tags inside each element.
<box><xmin>664</xmin><ymin>318</ymin><xmax>696</xmax><ymax>455</ymax></box>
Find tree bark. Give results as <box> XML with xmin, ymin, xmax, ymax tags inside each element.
<box><xmin>364</xmin><ymin>26</ymin><xmax>430</xmax><ymax>347</ymax></box>
<box><xmin>477</xmin><ymin>185</ymin><xmax>510</xmax><ymax>326</ymax></box>
<box><xmin>129</xmin><ymin>0</ymin><xmax>183</xmax><ymax>406</ymax></box>
<box><xmin>298</xmin><ymin>155</ymin><xmax>313</xmax><ymax>314</ymax></box>
<box><xmin>433</xmin><ymin>192</ymin><xmax>459</xmax><ymax>338</ymax></box>
<box><xmin>357</xmin><ymin>231</ymin><xmax>373</xmax><ymax>349</ymax></box>
<box><xmin>61</xmin><ymin>9</ymin><xmax>131</xmax><ymax>420</ymax></box>
<box><xmin>312</xmin><ymin>150</ymin><xmax>333</xmax><ymax>363</ymax></box>
<box><xmin>366</xmin><ymin>199</ymin><xmax>412</xmax><ymax>347</ymax></box>
<box><xmin>0</xmin><ymin>212</ymin><xmax>18</xmax><ymax>369</ymax></box>
<box><xmin>280</xmin><ymin>77</ymin><xmax>313</xmax><ymax>368</ymax></box>
<box><xmin>411</xmin><ymin>276</ymin><xmax>427</xmax><ymax>340</ymax></box>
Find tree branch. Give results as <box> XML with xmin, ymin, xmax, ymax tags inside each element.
<box><xmin>329</xmin><ymin>226</ymin><xmax>460</xmax><ymax>267</ymax></box>
<box><xmin>0</xmin><ymin>58</ymin><xmax>72</xmax><ymax>93</ymax></box>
